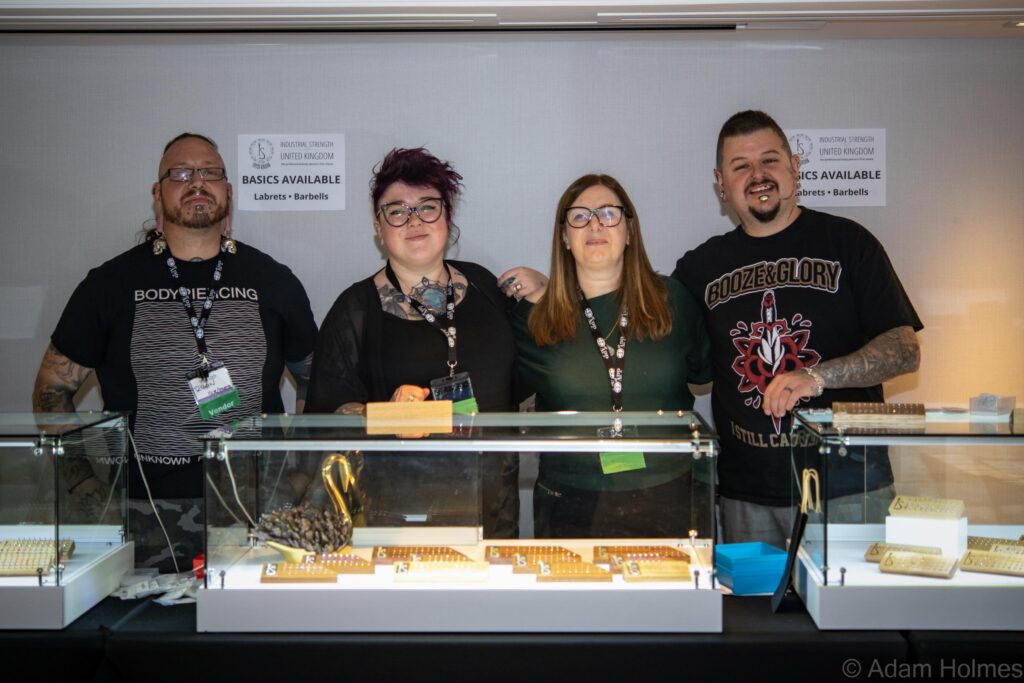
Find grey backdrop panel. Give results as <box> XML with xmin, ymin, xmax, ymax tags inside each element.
<box><xmin>1</xmin><ymin>33</ymin><xmax>1021</xmax><ymax>410</ymax></box>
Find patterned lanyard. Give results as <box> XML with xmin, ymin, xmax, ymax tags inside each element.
<box><xmin>385</xmin><ymin>261</ymin><xmax>458</xmax><ymax>377</ymax></box>
<box><xmin>576</xmin><ymin>286</ymin><xmax>628</xmax><ymax>412</ymax></box>
<box><xmin>163</xmin><ymin>252</ymin><xmax>225</xmax><ymax>376</ymax></box>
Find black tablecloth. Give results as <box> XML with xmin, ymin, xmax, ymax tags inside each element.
<box><xmin>2</xmin><ymin>594</ymin><xmax>1021</xmax><ymax>682</ymax></box>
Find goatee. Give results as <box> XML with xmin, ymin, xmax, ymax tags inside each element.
<box><xmin>750</xmin><ymin>204</ymin><xmax>780</xmax><ymax>224</ymax></box>
<box><xmin>164</xmin><ymin>200</ymin><xmax>229</xmax><ymax>229</ymax></box>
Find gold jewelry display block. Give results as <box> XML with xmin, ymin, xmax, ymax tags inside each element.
<box><xmin>990</xmin><ymin>544</ymin><xmax>1024</xmax><ymax>557</ymax></box>
<box><xmin>485</xmin><ymin>545</ymin><xmax>578</xmax><ymax>565</ymax></box>
<box><xmin>365</xmin><ymin>400</ymin><xmax>453</xmax><ymax>435</ymax></box>
<box><xmin>536</xmin><ymin>561</ymin><xmax>613</xmax><ymax>583</ymax></box>
<box><xmin>960</xmin><ymin>550</ymin><xmax>1024</xmax><ymax>578</ymax></box>
<box><xmin>593</xmin><ymin>545</ymin><xmax>687</xmax><ymax>565</ymax></box>
<box><xmin>864</xmin><ymin>542</ymin><xmax>942</xmax><ymax>563</ymax></box>
<box><xmin>309</xmin><ymin>553</ymin><xmax>375</xmax><ymax>574</ymax></box>
<box><xmin>372</xmin><ymin>546</ymin><xmax>469</xmax><ymax>564</ymax></box>
<box><xmin>888</xmin><ymin>496</ymin><xmax>965</xmax><ymax>520</ymax></box>
<box><xmin>512</xmin><ymin>551</ymin><xmax>581</xmax><ymax>574</ymax></box>
<box><xmin>621</xmin><ymin>560</ymin><xmax>691</xmax><ymax>583</ymax></box>
<box><xmin>0</xmin><ymin>538</ymin><xmax>76</xmax><ymax>576</ymax></box>
<box><xmin>832</xmin><ymin>402</ymin><xmax>925</xmax><ymax>429</ymax></box>
<box><xmin>967</xmin><ymin>536</ymin><xmax>1024</xmax><ymax>551</ymax></box>
<box><xmin>261</xmin><ymin>562</ymin><xmax>339</xmax><ymax>584</ymax></box>
<box><xmin>878</xmin><ymin>551</ymin><xmax>959</xmax><ymax>579</ymax></box>
<box><xmin>394</xmin><ymin>560</ymin><xmax>489</xmax><ymax>582</ymax></box>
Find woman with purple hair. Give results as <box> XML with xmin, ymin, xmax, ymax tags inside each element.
<box><xmin>306</xmin><ymin>147</ymin><xmax>518</xmax><ymax>538</ymax></box>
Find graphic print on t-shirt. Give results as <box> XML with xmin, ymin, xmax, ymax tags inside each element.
<box><xmin>130</xmin><ymin>296</ymin><xmax>266</xmax><ymax>467</ymax></box>
<box><xmin>729</xmin><ymin>289</ymin><xmax>821</xmax><ymax>434</ymax></box>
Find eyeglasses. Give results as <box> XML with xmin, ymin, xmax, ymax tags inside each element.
<box><xmin>564</xmin><ymin>205</ymin><xmax>628</xmax><ymax>229</ymax></box>
<box><xmin>159</xmin><ymin>167</ymin><xmax>227</xmax><ymax>183</ymax></box>
<box><xmin>376</xmin><ymin>198</ymin><xmax>444</xmax><ymax>228</ymax></box>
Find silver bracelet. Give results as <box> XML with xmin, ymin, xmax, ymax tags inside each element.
<box><xmin>803</xmin><ymin>367</ymin><xmax>825</xmax><ymax>397</ymax></box>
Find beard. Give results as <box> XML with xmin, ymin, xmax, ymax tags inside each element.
<box><xmin>163</xmin><ymin>191</ymin><xmax>229</xmax><ymax>229</ymax></box>
<box><xmin>749</xmin><ymin>203</ymin><xmax>781</xmax><ymax>224</ymax></box>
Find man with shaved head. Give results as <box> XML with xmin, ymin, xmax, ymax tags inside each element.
<box><xmin>33</xmin><ymin>132</ymin><xmax>316</xmax><ymax>571</ymax></box>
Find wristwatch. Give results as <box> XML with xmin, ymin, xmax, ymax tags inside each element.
<box><xmin>803</xmin><ymin>367</ymin><xmax>826</xmax><ymax>397</ymax></box>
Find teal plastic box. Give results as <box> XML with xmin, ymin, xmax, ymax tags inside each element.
<box><xmin>715</xmin><ymin>542</ymin><xmax>787</xmax><ymax>595</ymax></box>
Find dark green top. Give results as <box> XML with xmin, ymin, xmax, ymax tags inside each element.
<box><xmin>513</xmin><ymin>276</ymin><xmax>712</xmax><ymax>491</ymax></box>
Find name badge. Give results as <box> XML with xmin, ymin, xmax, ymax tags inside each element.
<box><xmin>430</xmin><ymin>371</ymin><xmax>479</xmax><ymax>415</ymax></box>
<box><xmin>600</xmin><ymin>452</ymin><xmax>647</xmax><ymax>475</ymax></box>
<box><xmin>596</xmin><ymin>422</ymin><xmax>646</xmax><ymax>474</ymax></box>
<box><xmin>187</xmin><ymin>362</ymin><xmax>241</xmax><ymax>420</ymax></box>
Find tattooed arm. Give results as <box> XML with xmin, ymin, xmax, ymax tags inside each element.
<box><xmin>32</xmin><ymin>343</ymin><xmax>93</xmax><ymax>413</ymax></box>
<box><xmin>32</xmin><ymin>344</ymin><xmax>105</xmax><ymax>499</ymax></box>
<box><xmin>763</xmin><ymin>326</ymin><xmax>920</xmax><ymax>418</ymax></box>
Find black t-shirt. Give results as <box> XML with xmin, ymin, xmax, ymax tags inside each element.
<box><xmin>307</xmin><ymin>260</ymin><xmax>515</xmax><ymax>412</ymax></box>
<box><xmin>673</xmin><ymin>208</ymin><xmax>923</xmax><ymax>505</ymax></box>
<box><xmin>51</xmin><ymin>241</ymin><xmax>317</xmax><ymax>498</ymax></box>
<box><xmin>380</xmin><ymin>285</ymin><xmax>515</xmax><ymax>412</ymax></box>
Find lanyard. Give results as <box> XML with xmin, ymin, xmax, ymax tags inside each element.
<box><xmin>163</xmin><ymin>252</ymin><xmax>225</xmax><ymax>377</ymax></box>
<box><xmin>385</xmin><ymin>260</ymin><xmax>458</xmax><ymax>377</ymax></box>
<box><xmin>577</xmin><ymin>286</ymin><xmax>628</xmax><ymax>412</ymax></box>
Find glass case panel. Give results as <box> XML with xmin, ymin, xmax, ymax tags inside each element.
<box><xmin>0</xmin><ymin>413</ymin><xmax>131</xmax><ymax>629</ymax></box>
<box><xmin>791</xmin><ymin>408</ymin><xmax>1024</xmax><ymax>630</ymax></box>
<box><xmin>199</xmin><ymin>411</ymin><xmax>720</xmax><ymax>633</ymax></box>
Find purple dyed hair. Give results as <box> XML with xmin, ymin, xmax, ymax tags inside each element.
<box><xmin>370</xmin><ymin>147</ymin><xmax>464</xmax><ymax>233</ymax></box>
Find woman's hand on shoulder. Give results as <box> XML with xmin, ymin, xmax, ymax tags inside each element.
<box><xmin>498</xmin><ymin>267</ymin><xmax>548</xmax><ymax>304</ymax></box>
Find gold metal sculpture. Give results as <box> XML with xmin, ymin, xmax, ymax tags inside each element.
<box><xmin>257</xmin><ymin>452</ymin><xmax>360</xmax><ymax>560</ymax></box>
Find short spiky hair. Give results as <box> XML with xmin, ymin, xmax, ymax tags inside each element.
<box><xmin>370</xmin><ymin>147</ymin><xmax>464</xmax><ymax>224</ymax></box>
<box><xmin>716</xmin><ymin>111</ymin><xmax>791</xmax><ymax>168</ymax></box>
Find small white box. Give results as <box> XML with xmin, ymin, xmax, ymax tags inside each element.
<box><xmin>885</xmin><ymin>516</ymin><xmax>967</xmax><ymax>557</ymax></box>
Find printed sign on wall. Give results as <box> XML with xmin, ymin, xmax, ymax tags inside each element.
<box><xmin>786</xmin><ymin>129</ymin><xmax>886</xmax><ymax>207</ymax></box>
<box><xmin>237</xmin><ymin>134</ymin><xmax>345</xmax><ymax>211</ymax></box>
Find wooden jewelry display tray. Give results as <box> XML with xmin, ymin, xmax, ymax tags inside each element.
<box><xmin>198</xmin><ymin>538</ymin><xmax>722</xmax><ymax>633</ymax></box>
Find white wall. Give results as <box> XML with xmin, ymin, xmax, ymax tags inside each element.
<box><xmin>1</xmin><ymin>32</ymin><xmax>1021</xmax><ymax>411</ymax></box>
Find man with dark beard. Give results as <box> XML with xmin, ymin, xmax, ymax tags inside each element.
<box><xmin>672</xmin><ymin>111</ymin><xmax>922</xmax><ymax>547</ymax></box>
<box><xmin>32</xmin><ymin>133</ymin><xmax>317</xmax><ymax>571</ymax></box>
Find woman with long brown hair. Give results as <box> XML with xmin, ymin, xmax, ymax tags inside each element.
<box><xmin>509</xmin><ymin>173</ymin><xmax>711</xmax><ymax>537</ymax></box>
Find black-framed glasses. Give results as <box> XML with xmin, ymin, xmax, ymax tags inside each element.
<box><xmin>159</xmin><ymin>167</ymin><xmax>227</xmax><ymax>183</ymax></box>
<box><xmin>564</xmin><ymin>205</ymin><xmax>628</xmax><ymax>229</ymax></box>
<box><xmin>376</xmin><ymin>198</ymin><xmax>444</xmax><ymax>228</ymax></box>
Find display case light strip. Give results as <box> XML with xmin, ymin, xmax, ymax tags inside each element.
<box><xmin>209</xmin><ymin>439</ymin><xmax>708</xmax><ymax>453</ymax></box>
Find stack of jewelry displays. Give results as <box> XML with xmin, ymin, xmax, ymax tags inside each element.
<box><xmin>961</xmin><ymin>536</ymin><xmax>1024</xmax><ymax>578</ymax></box>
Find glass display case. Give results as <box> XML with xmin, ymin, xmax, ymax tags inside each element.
<box><xmin>0</xmin><ymin>412</ymin><xmax>131</xmax><ymax>629</ymax></box>
<box><xmin>198</xmin><ymin>411</ymin><xmax>719</xmax><ymax>633</ymax></box>
<box><xmin>791</xmin><ymin>408</ymin><xmax>1024</xmax><ymax>630</ymax></box>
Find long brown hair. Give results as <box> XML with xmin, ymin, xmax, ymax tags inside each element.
<box><xmin>528</xmin><ymin>174</ymin><xmax>672</xmax><ymax>346</ymax></box>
